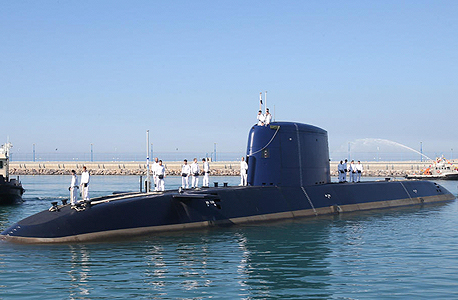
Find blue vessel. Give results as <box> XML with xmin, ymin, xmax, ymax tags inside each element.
<box><xmin>1</xmin><ymin>122</ymin><xmax>455</xmax><ymax>243</ymax></box>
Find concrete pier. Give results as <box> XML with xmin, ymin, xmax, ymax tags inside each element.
<box><xmin>9</xmin><ymin>161</ymin><xmax>241</xmax><ymax>176</ymax></box>
<box><xmin>8</xmin><ymin>161</ymin><xmax>444</xmax><ymax>177</ymax></box>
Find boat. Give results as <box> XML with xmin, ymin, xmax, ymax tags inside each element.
<box><xmin>0</xmin><ymin>143</ymin><xmax>24</xmax><ymax>205</ymax></box>
<box><xmin>1</xmin><ymin>122</ymin><xmax>455</xmax><ymax>243</ymax></box>
<box><xmin>406</xmin><ymin>156</ymin><xmax>458</xmax><ymax>180</ymax></box>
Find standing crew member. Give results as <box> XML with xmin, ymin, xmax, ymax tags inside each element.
<box><xmin>349</xmin><ymin>160</ymin><xmax>356</xmax><ymax>183</ymax></box>
<box><xmin>343</xmin><ymin>159</ymin><xmax>348</xmax><ymax>182</ymax></box>
<box><xmin>80</xmin><ymin>166</ymin><xmax>90</xmax><ymax>200</ymax></box>
<box><xmin>69</xmin><ymin>170</ymin><xmax>79</xmax><ymax>205</ymax></box>
<box><xmin>240</xmin><ymin>157</ymin><xmax>248</xmax><ymax>186</ymax></box>
<box><xmin>264</xmin><ymin>108</ymin><xmax>272</xmax><ymax>126</ymax></box>
<box><xmin>338</xmin><ymin>161</ymin><xmax>345</xmax><ymax>183</ymax></box>
<box><xmin>190</xmin><ymin>158</ymin><xmax>200</xmax><ymax>188</ymax></box>
<box><xmin>181</xmin><ymin>159</ymin><xmax>191</xmax><ymax>189</ymax></box>
<box><xmin>356</xmin><ymin>161</ymin><xmax>363</xmax><ymax>182</ymax></box>
<box><xmin>152</xmin><ymin>157</ymin><xmax>159</xmax><ymax>190</ymax></box>
<box><xmin>257</xmin><ymin>110</ymin><xmax>265</xmax><ymax>126</ymax></box>
<box><xmin>202</xmin><ymin>158</ymin><xmax>210</xmax><ymax>187</ymax></box>
<box><xmin>156</xmin><ymin>160</ymin><xmax>166</xmax><ymax>191</ymax></box>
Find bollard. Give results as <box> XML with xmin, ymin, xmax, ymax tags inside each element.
<box><xmin>214</xmin><ymin>182</ymin><xmax>218</xmax><ymax>187</ymax></box>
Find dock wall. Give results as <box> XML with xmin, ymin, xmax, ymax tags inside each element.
<box><xmin>8</xmin><ymin>161</ymin><xmax>441</xmax><ymax>177</ymax></box>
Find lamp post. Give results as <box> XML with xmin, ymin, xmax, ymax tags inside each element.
<box><xmin>90</xmin><ymin>143</ymin><xmax>93</xmax><ymax>162</ymax></box>
<box><xmin>420</xmin><ymin>142</ymin><xmax>423</xmax><ymax>162</ymax></box>
<box><xmin>146</xmin><ymin>130</ymin><xmax>150</xmax><ymax>192</ymax></box>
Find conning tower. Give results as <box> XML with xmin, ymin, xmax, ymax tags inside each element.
<box><xmin>246</xmin><ymin>122</ymin><xmax>330</xmax><ymax>187</ymax></box>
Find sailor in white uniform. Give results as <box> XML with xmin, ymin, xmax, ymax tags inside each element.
<box><xmin>152</xmin><ymin>157</ymin><xmax>159</xmax><ymax>190</ymax></box>
<box><xmin>80</xmin><ymin>166</ymin><xmax>90</xmax><ymax>200</ymax></box>
<box><xmin>190</xmin><ymin>158</ymin><xmax>200</xmax><ymax>188</ymax></box>
<box><xmin>338</xmin><ymin>161</ymin><xmax>344</xmax><ymax>183</ymax></box>
<box><xmin>156</xmin><ymin>160</ymin><xmax>166</xmax><ymax>191</ymax></box>
<box><xmin>202</xmin><ymin>158</ymin><xmax>210</xmax><ymax>187</ymax></box>
<box><xmin>264</xmin><ymin>108</ymin><xmax>272</xmax><ymax>126</ymax></box>
<box><xmin>257</xmin><ymin>110</ymin><xmax>265</xmax><ymax>126</ymax></box>
<box><xmin>355</xmin><ymin>161</ymin><xmax>363</xmax><ymax>182</ymax></box>
<box><xmin>240</xmin><ymin>157</ymin><xmax>248</xmax><ymax>186</ymax></box>
<box><xmin>69</xmin><ymin>169</ymin><xmax>79</xmax><ymax>205</ymax></box>
<box><xmin>343</xmin><ymin>159</ymin><xmax>348</xmax><ymax>182</ymax></box>
<box><xmin>181</xmin><ymin>159</ymin><xmax>191</xmax><ymax>189</ymax></box>
<box><xmin>349</xmin><ymin>160</ymin><xmax>356</xmax><ymax>183</ymax></box>
<box><xmin>153</xmin><ymin>158</ymin><xmax>161</xmax><ymax>191</ymax></box>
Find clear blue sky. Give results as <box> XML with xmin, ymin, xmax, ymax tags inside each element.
<box><xmin>1</xmin><ymin>1</ymin><xmax>457</xmax><ymax>159</ymax></box>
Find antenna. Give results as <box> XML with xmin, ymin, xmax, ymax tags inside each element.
<box><xmin>265</xmin><ymin>91</ymin><xmax>267</xmax><ymax>114</ymax></box>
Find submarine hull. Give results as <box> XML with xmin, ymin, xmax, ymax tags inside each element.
<box><xmin>1</xmin><ymin>180</ymin><xmax>454</xmax><ymax>243</ymax></box>
<box><xmin>2</xmin><ymin>121</ymin><xmax>456</xmax><ymax>243</ymax></box>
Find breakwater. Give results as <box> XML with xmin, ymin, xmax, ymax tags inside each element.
<box><xmin>9</xmin><ymin>161</ymin><xmax>241</xmax><ymax>176</ymax></box>
<box><xmin>9</xmin><ymin>161</ymin><xmax>442</xmax><ymax>177</ymax></box>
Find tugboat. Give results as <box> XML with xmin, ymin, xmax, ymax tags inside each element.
<box><xmin>1</xmin><ymin>121</ymin><xmax>455</xmax><ymax>243</ymax></box>
<box><xmin>0</xmin><ymin>143</ymin><xmax>25</xmax><ymax>204</ymax></box>
<box><xmin>406</xmin><ymin>156</ymin><xmax>458</xmax><ymax>180</ymax></box>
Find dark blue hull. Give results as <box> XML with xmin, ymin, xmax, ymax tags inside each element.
<box><xmin>0</xmin><ymin>183</ymin><xmax>24</xmax><ymax>205</ymax></box>
<box><xmin>1</xmin><ymin>180</ymin><xmax>454</xmax><ymax>243</ymax></box>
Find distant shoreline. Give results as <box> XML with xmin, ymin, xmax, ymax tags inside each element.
<box><xmin>9</xmin><ymin>161</ymin><xmax>443</xmax><ymax>177</ymax></box>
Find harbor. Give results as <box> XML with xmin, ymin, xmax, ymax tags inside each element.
<box><xmin>3</xmin><ymin>0</ymin><xmax>458</xmax><ymax>298</ymax></box>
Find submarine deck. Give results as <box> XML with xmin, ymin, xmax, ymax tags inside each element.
<box><xmin>1</xmin><ymin>180</ymin><xmax>455</xmax><ymax>244</ymax></box>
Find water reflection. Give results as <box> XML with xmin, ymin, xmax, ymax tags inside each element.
<box><xmin>0</xmin><ymin>176</ymin><xmax>456</xmax><ymax>299</ymax></box>
<box><xmin>68</xmin><ymin>245</ymin><xmax>91</xmax><ymax>298</ymax></box>
<box><xmin>128</xmin><ymin>221</ymin><xmax>335</xmax><ymax>299</ymax></box>
<box><xmin>232</xmin><ymin>221</ymin><xmax>333</xmax><ymax>299</ymax></box>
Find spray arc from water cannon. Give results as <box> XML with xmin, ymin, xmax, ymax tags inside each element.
<box><xmin>340</xmin><ymin>138</ymin><xmax>433</xmax><ymax>162</ymax></box>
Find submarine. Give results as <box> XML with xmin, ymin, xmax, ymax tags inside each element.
<box><xmin>1</xmin><ymin>122</ymin><xmax>455</xmax><ymax>243</ymax></box>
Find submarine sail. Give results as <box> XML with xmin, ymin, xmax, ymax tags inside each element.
<box><xmin>247</xmin><ymin>122</ymin><xmax>330</xmax><ymax>187</ymax></box>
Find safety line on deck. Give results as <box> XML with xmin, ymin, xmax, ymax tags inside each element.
<box><xmin>301</xmin><ymin>187</ymin><xmax>318</xmax><ymax>216</ymax></box>
<box><xmin>399</xmin><ymin>182</ymin><xmax>412</xmax><ymax>201</ymax></box>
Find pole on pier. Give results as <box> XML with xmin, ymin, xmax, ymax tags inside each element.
<box><xmin>420</xmin><ymin>142</ymin><xmax>423</xmax><ymax>162</ymax></box>
<box><xmin>146</xmin><ymin>130</ymin><xmax>151</xmax><ymax>192</ymax></box>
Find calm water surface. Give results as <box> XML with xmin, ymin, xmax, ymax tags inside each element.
<box><xmin>0</xmin><ymin>176</ymin><xmax>457</xmax><ymax>299</ymax></box>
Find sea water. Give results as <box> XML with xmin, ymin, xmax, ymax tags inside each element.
<box><xmin>0</xmin><ymin>176</ymin><xmax>457</xmax><ymax>299</ymax></box>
